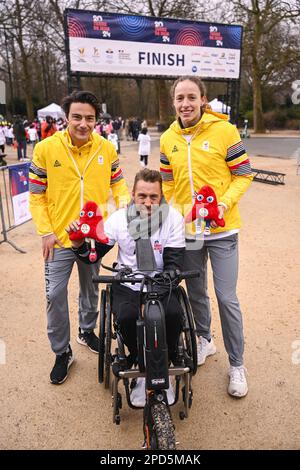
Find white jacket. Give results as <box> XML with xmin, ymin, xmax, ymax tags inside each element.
<box><xmin>138</xmin><ymin>133</ymin><xmax>151</xmax><ymax>155</ymax></box>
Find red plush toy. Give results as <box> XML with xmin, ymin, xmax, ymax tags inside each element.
<box><xmin>185</xmin><ymin>185</ymin><xmax>225</xmax><ymax>235</ymax></box>
<box><xmin>69</xmin><ymin>201</ymin><xmax>109</xmax><ymax>262</ymax></box>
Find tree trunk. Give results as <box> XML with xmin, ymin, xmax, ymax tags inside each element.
<box><xmin>11</xmin><ymin>40</ymin><xmax>20</xmax><ymax>100</ymax></box>
<box><xmin>135</xmin><ymin>78</ymin><xmax>144</xmax><ymax>118</ymax></box>
<box><xmin>15</xmin><ymin>0</ymin><xmax>34</xmax><ymax>119</ymax></box>
<box><xmin>21</xmin><ymin>53</ymin><xmax>34</xmax><ymax>120</ymax></box>
<box><xmin>252</xmin><ymin>56</ymin><xmax>265</xmax><ymax>133</ymax></box>
<box><xmin>251</xmin><ymin>6</ymin><xmax>265</xmax><ymax>133</ymax></box>
<box><xmin>158</xmin><ymin>79</ymin><xmax>169</xmax><ymax>128</ymax></box>
<box><xmin>3</xmin><ymin>29</ymin><xmax>15</xmax><ymax>116</ymax></box>
<box><xmin>40</xmin><ymin>54</ymin><xmax>49</xmax><ymax>103</ymax></box>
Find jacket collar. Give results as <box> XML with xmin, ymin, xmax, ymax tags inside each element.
<box><xmin>170</xmin><ymin>109</ymin><xmax>229</xmax><ymax>135</ymax></box>
<box><xmin>60</xmin><ymin>129</ymin><xmax>94</xmax><ymax>151</ymax></box>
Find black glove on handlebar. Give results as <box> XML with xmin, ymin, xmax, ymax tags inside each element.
<box><xmin>153</xmin><ymin>270</ymin><xmax>180</xmax><ymax>294</ymax></box>
<box><xmin>162</xmin><ymin>269</ymin><xmax>180</xmax><ymax>282</ymax></box>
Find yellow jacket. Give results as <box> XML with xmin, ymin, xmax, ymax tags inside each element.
<box><xmin>29</xmin><ymin>130</ymin><xmax>130</xmax><ymax>247</ymax></box>
<box><xmin>160</xmin><ymin>110</ymin><xmax>253</xmax><ymax>234</ymax></box>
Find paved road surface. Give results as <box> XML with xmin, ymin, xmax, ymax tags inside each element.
<box><xmin>121</xmin><ymin>133</ymin><xmax>300</xmax><ymax>160</ymax></box>
<box><xmin>242</xmin><ymin>137</ymin><xmax>300</xmax><ymax>159</ymax></box>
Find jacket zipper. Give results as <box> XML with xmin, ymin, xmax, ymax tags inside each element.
<box><xmin>185</xmin><ymin>125</ymin><xmax>203</xmax><ymax>233</ymax></box>
<box><xmin>187</xmin><ymin>141</ymin><xmax>194</xmax><ymax>200</ymax></box>
<box><xmin>63</xmin><ymin>140</ymin><xmax>102</xmax><ymax>208</ymax></box>
<box><xmin>187</xmin><ymin>140</ymin><xmax>197</xmax><ymax>233</ymax></box>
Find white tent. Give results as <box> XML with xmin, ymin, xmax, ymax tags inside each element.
<box><xmin>209</xmin><ymin>98</ymin><xmax>231</xmax><ymax>115</ymax></box>
<box><xmin>37</xmin><ymin>103</ymin><xmax>65</xmax><ymax>120</ymax></box>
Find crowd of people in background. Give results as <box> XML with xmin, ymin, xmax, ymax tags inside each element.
<box><xmin>0</xmin><ymin>114</ymin><xmax>149</xmax><ymax>166</ymax></box>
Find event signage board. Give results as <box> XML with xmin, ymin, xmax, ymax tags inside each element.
<box><xmin>66</xmin><ymin>9</ymin><xmax>242</xmax><ymax>80</ymax></box>
<box><xmin>9</xmin><ymin>163</ymin><xmax>31</xmax><ymax>226</ymax></box>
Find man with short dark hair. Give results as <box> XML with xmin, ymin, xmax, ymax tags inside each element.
<box><xmin>68</xmin><ymin>168</ymin><xmax>185</xmax><ymax>405</ymax></box>
<box><xmin>29</xmin><ymin>90</ymin><xmax>130</xmax><ymax>384</ymax></box>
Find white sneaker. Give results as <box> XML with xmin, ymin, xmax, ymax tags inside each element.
<box><xmin>166</xmin><ymin>380</ymin><xmax>175</xmax><ymax>405</ymax></box>
<box><xmin>130</xmin><ymin>377</ymin><xmax>146</xmax><ymax>407</ymax></box>
<box><xmin>130</xmin><ymin>377</ymin><xmax>175</xmax><ymax>407</ymax></box>
<box><xmin>228</xmin><ymin>365</ymin><xmax>248</xmax><ymax>398</ymax></box>
<box><xmin>197</xmin><ymin>336</ymin><xmax>216</xmax><ymax>365</ymax></box>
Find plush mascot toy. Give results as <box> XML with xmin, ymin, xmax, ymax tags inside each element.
<box><xmin>69</xmin><ymin>201</ymin><xmax>109</xmax><ymax>262</ymax></box>
<box><xmin>185</xmin><ymin>185</ymin><xmax>225</xmax><ymax>235</ymax></box>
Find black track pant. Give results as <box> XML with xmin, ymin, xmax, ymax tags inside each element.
<box><xmin>111</xmin><ymin>283</ymin><xmax>182</xmax><ymax>361</ymax></box>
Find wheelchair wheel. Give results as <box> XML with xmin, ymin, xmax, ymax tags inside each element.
<box><xmin>177</xmin><ymin>286</ymin><xmax>198</xmax><ymax>375</ymax></box>
<box><xmin>104</xmin><ymin>285</ymin><xmax>112</xmax><ymax>389</ymax></box>
<box><xmin>149</xmin><ymin>403</ymin><xmax>176</xmax><ymax>450</ymax></box>
<box><xmin>98</xmin><ymin>289</ymin><xmax>106</xmax><ymax>383</ymax></box>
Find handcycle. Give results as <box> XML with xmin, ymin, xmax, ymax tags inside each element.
<box><xmin>93</xmin><ymin>265</ymin><xmax>200</xmax><ymax>450</ymax></box>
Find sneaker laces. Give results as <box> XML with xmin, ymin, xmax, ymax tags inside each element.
<box><xmin>130</xmin><ymin>377</ymin><xmax>146</xmax><ymax>407</ymax></box>
<box><xmin>229</xmin><ymin>366</ymin><xmax>247</xmax><ymax>384</ymax></box>
<box><xmin>197</xmin><ymin>337</ymin><xmax>208</xmax><ymax>353</ymax></box>
<box><xmin>166</xmin><ymin>380</ymin><xmax>175</xmax><ymax>405</ymax></box>
<box><xmin>54</xmin><ymin>349</ymin><xmax>69</xmax><ymax>366</ymax></box>
<box><xmin>81</xmin><ymin>329</ymin><xmax>97</xmax><ymax>345</ymax></box>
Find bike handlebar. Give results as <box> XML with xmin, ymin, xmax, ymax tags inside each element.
<box><xmin>92</xmin><ymin>270</ymin><xmax>200</xmax><ymax>285</ymax></box>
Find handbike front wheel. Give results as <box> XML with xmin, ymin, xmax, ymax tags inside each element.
<box><xmin>147</xmin><ymin>403</ymin><xmax>176</xmax><ymax>450</ymax></box>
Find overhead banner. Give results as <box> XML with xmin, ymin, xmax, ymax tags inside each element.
<box><xmin>9</xmin><ymin>163</ymin><xmax>31</xmax><ymax>226</ymax></box>
<box><xmin>65</xmin><ymin>9</ymin><xmax>243</xmax><ymax>80</ymax></box>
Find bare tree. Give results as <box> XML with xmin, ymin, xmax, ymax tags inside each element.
<box><xmin>232</xmin><ymin>0</ymin><xmax>300</xmax><ymax>133</ymax></box>
<box><xmin>2</xmin><ymin>0</ymin><xmax>299</xmax><ymax>127</ymax></box>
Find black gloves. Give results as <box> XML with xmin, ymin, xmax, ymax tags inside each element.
<box><xmin>153</xmin><ymin>269</ymin><xmax>180</xmax><ymax>295</ymax></box>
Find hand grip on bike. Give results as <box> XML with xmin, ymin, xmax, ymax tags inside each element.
<box><xmin>92</xmin><ymin>274</ymin><xmax>143</xmax><ymax>284</ymax></box>
<box><xmin>177</xmin><ymin>270</ymin><xmax>201</xmax><ymax>281</ymax></box>
<box><xmin>92</xmin><ymin>269</ymin><xmax>200</xmax><ymax>284</ymax></box>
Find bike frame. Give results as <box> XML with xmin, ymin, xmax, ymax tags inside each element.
<box><xmin>93</xmin><ymin>267</ymin><xmax>199</xmax><ymax>446</ymax></box>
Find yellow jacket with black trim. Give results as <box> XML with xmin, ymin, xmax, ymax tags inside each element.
<box><xmin>29</xmin><ymin>129</ymin><xmax>130</xmax><ymax>247</ymax></box>
<box><xmin>160</xmin><ymin>110</ymin><xmax>253</xmax><ymax>234</ymax></box>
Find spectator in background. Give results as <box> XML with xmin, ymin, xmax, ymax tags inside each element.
<box><xmin>7</xmin><ymin>125</ymin><xmax>14</xmax><ymax>145</ymax></box>
<box><xmin>124</xmin><ymin>118</ymin><xmax>130</xmax><ymax>141</ymax></box>
<box><xmin>35</xmin><ymin>119</ymin><xmax>42</xmax><ymax>141</ymax></box>
<box><xmin>112</xmin><ymin>117</ymin><xmax>122</xmax><ymax>141</ymax></box>
<box><xmin>0</xmin><ymin>124</ymin><xmax>5</xmax><ymax>154</ymax></box>
<box><xmin>41</xmin><ymin>116</ymin><xmax>57</xmax><ymax>140</ymax></box>
<box><xmin>131</xmin><ymin>118</ymin><xmax>140</xmax><ymax>141</ymax></box>
<box><xmin>108</xmin><ymin>129</ymin><xmax>119</xmax><ymax>153</ymax></box>
<box><xmin>0</xmin><ymin>124</ymin><xmax>7</xmax><ymax>166</ymax></box>
<box><xmin>13</xmin><ymin>116</ymin><xmax>27</xmax><ymax>161</ymax></box>
<box><xmin>28</xmin><ymin>124</ymin><xmax>38</xmax><ymax>149</ymax></box>
<box><xmin>104</xmin><ymin>119</ymin><xmax>112</xmax><ymax>137</ymax></box>
<box><xmin>95</xmin><ymin>121</ymin><xmax>102</xmax><ymax>136</ymax></box>
<box><xmin>138</xmin><ymin>127</ymin><xmax>151</xmax><ymax>167</ymax></box>
<box><xmin>56</xmin><ymin>118</ymin><xmax>65</xmax><ymax>132</ymax></box>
